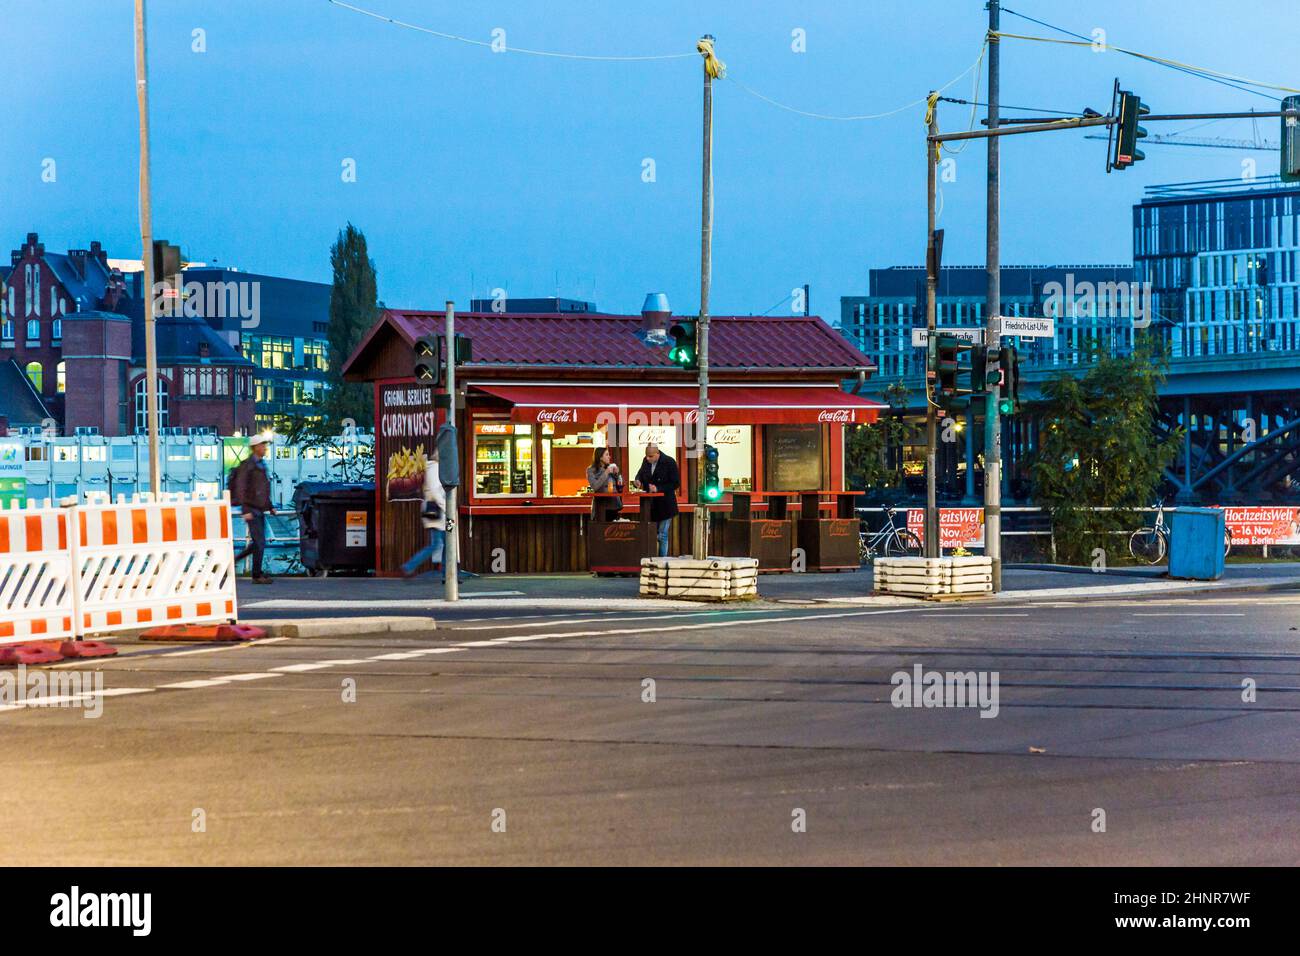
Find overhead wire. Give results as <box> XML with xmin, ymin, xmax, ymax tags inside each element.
<box><xmin>993</xmin><ymin>24</ymin><xmax>1289</xmax><ymax>96</ymax></box>
<box><xmin>1000</xmin><ymin>6</ymin><xmax>1278</xmax><ymax>101</ymax></box>
<box><xmin>325</xmin><ymin>0</ymin><xmax>697</xmax><ymax>60</ymax></box>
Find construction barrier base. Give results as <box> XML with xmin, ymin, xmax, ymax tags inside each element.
<box><xmin>139</xmin><ymin>623</ymin><xmax>265</xmax><ymax>643</ymax></box>
<box><xmin>0</xmin><ymin>643</ymin><xmax>66</xmax><ymax>666</ymax></box>
<box><xmin>59</xmin><ymin>640</ymin><xmax>119</xmax><ymax>658</ymax></box>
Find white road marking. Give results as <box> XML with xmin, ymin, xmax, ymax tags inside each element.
<box><xmin>9</xmin><ymin>604</ymin><xmax>977</xmax><ymax>711</ymax></box>
<box><xmin>219</xmin><ymin>672</ymin><xmax>283</xmax><ymax>681</ymax></box>
<box><xmin>1132</xmin><ymin>613</ymin><xmax>1245</xmax><ymax>618</ymax></box>
<box><xmin>920</xmin><ymin>613</ymin><xmax>1030</xmax><ymax>618</ymax></box>
<box><xmin>452</xmin><ymin>608</ymin><xmax>773</xmax><ymax>631</ymax></box>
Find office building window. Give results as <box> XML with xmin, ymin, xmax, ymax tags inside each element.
<box><xmin>303</xmin><ymin>339</ymin><xmax>328</xmax><ymax>372</ymax></box>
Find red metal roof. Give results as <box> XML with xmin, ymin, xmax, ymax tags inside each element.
<box><xmin>470</xmin><ymin>382</ymin><xmax>885</xmax><ymax>425</ymax></box>
<box><xmin>347</xmin><ymin>309</ymin><xmax>874</xmax><ymax>374</ymax></box>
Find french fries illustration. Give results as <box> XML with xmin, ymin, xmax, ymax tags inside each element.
<box><xmin>386</xmin><ymin>445</ymin><xmax>428</xmax><ymax>499</ymax></box>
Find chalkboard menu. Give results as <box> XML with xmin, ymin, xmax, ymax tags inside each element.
<box><xmin>765</xmin><ymin>425</ymin><xmax>823</xmax><ymax>491</ymax></box>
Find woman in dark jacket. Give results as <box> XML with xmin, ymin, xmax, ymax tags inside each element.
<box><xmin>586</xmin><ymin>447</ymin><xmax>623</xmax><ymax>521</ymax></box>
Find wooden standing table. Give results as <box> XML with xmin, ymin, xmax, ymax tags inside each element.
<box><xmin>587</xmin><ymin>492</ymin><xmax>664</xmax><ymax>574</ymax></box>
<box><xmin>796</xmin><ymin>491</ymin><xmax>861</xmax><ymax>571</ymax></box>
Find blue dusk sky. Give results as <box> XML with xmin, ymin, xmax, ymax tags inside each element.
<box><xmin>2</xmin><ymin>0</ymin><xmax>1295</xmax><ymax>319</ymax></box>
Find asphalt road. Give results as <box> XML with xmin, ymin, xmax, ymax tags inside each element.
<box><xmin>2</xmin><ymin>592</ymin><xmax>1299</xmax><ymax>865</ymax></box>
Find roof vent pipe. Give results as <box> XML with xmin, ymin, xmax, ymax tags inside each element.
<box><xmin>641</xmin><ymin>292</ymin><xmax>671</xmax><ymax>333</ymax></box>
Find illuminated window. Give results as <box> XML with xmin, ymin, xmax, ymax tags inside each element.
<box><xmin>24</xmin><ymin>361</ymin><xmax>42</xmax><ymax>392</ymax></box>
<box><xmin>473</xmin><ymin>422</ymin><xmax>534</xmax><ymax>497</ymax></box>
<box><xmin>540</xmin><ymin>424</ymin><xmax>608</xmax><ymax>497</ymax></box>
<box><xmin>56</xmin><ymin>361</ymin><xmax>66</xmax><ymax>394</ymax></box>
<box><xmin>303</xmin><ymin>339</ymin><xmax>329</xmax><ymax>372</ymax></box>
<box><xmin>706</xmin><ymin>425</ymin><xmax>753</xmax><ymax>493</ymax></box>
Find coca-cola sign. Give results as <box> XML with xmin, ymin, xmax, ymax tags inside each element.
<box><xmin>535</xmin><ymin>408</ymin><xmax>577</xmax><ymax>423</ymax></box>
<box><xmin>817</xmin><ymin>409</ymin><xmax>854</xmax><ymax>423</ymax></box>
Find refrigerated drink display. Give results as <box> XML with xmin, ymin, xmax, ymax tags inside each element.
<box><xmin>510</xmin><ymin>436</ymin><xmax>533</xmax><ymax>494</ymax></box>
<box><xmin>473</xmin><ymin>423</ymin><xmax>534</xmax><ymax>496</ymax></box>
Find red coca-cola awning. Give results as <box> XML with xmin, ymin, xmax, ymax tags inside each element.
<box><xmin>467</xmin><ymin>382</ymin><xmax>885</xmax><ymax>426</ymax></box>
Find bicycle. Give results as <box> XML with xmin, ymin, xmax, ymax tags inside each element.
<box><xmin>860</xmin><ymin>507</ymin><xmax>924</xmax><ymax>562</ymax></box>
<box><xmin>1128</xmin><ymin>501</ymin><xmax>1233</xmax><ymax>565</ymax></box>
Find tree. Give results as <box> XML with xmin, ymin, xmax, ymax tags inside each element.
<box><xmin>1030</xmin><ymin>336</ymin><xmax>1182</xmax><ymax>565</ymax></box>
<box><xmin>323</xmin><ymin>223</ymin><xmax>379</xmax><ymax>428</ymax></box>
<box><xmin>845</xmin><ymin>381</ymin><xmax>915</xmax><ymax>496</ymax></box>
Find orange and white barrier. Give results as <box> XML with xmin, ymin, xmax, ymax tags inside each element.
<box><xmin>0</xmin><ymin>501</ymin><xmax>76</xmax><ymax>643</ymax></box>
<box><xmin>1</xmin><ymin>492</ymin><xmax>237</xmax><ymax>643</ymax></box>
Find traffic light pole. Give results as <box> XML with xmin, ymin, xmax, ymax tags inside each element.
<box><xmin>926</xmin><ymin>90</ymin><xmax>1299</xmax><ymax>575</ymax></box>
<box><xmin>924</xmin><ymin>98</ymin><xmax>939</xmax><ymax>560</ymax></box>
<box><xmin>985</xmin><ymin>0</ymin><xmax>1003</xmax><ymax>591</ymax></box>
<box><xmin>444</xmin><ymin>301</ymin><xmax>459</xmax><ymax>602</ymax></box>
<box><xmin>694</xmin><ymin>37</ymin><xmax>715</xmax><ymax>561</ymax></box>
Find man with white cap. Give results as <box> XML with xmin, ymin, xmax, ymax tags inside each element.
<box><xmin>230</xmin><ymin>431</ymin><xmax>276</xmax><ymax>584</ymax></box>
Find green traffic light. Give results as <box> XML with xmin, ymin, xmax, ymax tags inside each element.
<box><xmin>999</xmin><ymin>397</ymin><xmax>1014</xmax><ymax>415</ymax></box>
<box><xmin>705</xmin><ymin>485</ymin><xmax>721</xmax><ymax>501</ymax></box>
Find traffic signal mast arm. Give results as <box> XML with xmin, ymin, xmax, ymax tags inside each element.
<box><xmin>930</xmin><ymin>107</ymin><xmax>1300</xmax><ymax>147</ymax></box>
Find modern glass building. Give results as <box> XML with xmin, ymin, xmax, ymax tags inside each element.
<box><xmin>840</xmin><ymin>264</ymin><xmax>1134</xmax><ymax>380</ymax></box>
<box><xmin>1134</xmin><ymin>176</ymin><xmax>1300</xmax><ymax>359</ymax></box>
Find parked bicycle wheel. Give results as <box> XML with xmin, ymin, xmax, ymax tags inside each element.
<box><xmin>1129</xmin><ymin>527</ymin><xmax>1167</xmax><ymax>565</ymax></box>
<box><xmin>1224</xmin><ymin>526</ymin><xmax>1233</xmax><ymax>559</ymax></box>
<box><xmin>859</xmin><ymin>531</ymin><xmax>871</xmax><ymax>564</ymax></box>
<box><xmin>885</xmin><ymin>529</ymin><xmax>923</xmax><ymax>558</ymax></box>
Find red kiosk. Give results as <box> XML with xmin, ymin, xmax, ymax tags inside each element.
<box><xmin>341</xmin><ymin>298</ymin><xmax>884</xmax><ymax>575</ymax></box>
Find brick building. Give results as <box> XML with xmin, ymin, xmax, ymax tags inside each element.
<box><xmin>1</xmin><ymin>232</ymin><xmax>255</xmax><ymax>436</ymax></box>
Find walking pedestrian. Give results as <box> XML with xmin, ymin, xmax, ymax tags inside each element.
<box><xmin>586</xmin><ymin>447</ymin><xmax>624</xmax><ymax>522</ymax></box>
<box><xmin>633</xmin><ymin>442</ymin><xmax>680</xmax><ymax>557</ymax></box>
<box><xmin>401</xmin><ymin>446</ymin><xmax>447</xmax><ymax>579</ymax></box>
<box><xmin>230</xmin><ymin>432</ymin><xmax>276</xmax><ymax>584</ymax></box>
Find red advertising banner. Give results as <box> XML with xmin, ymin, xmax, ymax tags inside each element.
<box><xmin>1219</xmin><ymin>506</ymin><xmax>1300</xmax><ymax>546</ymax></box>
<box><xmin>908</xmin><ymin>508</ymin><xmax>985</xmax><ymax>549</ymax></box>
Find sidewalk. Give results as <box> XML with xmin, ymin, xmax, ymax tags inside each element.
<box><xmin>233</xmin><ymin>561</ymin><xmax>1300</xmax><ymax>622</ymax></box>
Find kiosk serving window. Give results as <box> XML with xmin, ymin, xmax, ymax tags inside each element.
<box><xmin>705</xmin><ymin>424</ymin><xmax>753</xmax><ymax>492</ymax></box>
<box><xmin>474</xmin><ymin>422</ymin><xmax>534</xmax><ymax>497</ymax></box>
<box><xmin>541</xmin><ymin>423</ymin><xmax>609</xmax><ymax>497</ymax></box>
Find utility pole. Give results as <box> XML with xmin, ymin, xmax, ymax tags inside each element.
<box><xmin>444</xmin><ymin>301</ymin><xmax>459</xmax><ymax>601</ymax></box>
<box><xmin>924</xmin><ymin>95</ymin><xmax>939</xmax><ymax>559</ymax></box>
<box><xmin>133</xmin><ymin>0</ymin><xmax>161</xmax><ymax>494</ymax></box>
<box><xmin>984</xmin><ymin>0</ymin><xmax>1003</xmax><ymax>591</ymax></box>
<box><xmin>694</xmin><ymin>35</ymin><xmax>719</xmax><ymax>561</ymax></box>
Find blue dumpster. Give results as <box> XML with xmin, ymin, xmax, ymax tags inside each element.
<box><xmin>1168</xmin><ymin>507</ymin><xmax>1225</xmax><ymax>580</ymax></box>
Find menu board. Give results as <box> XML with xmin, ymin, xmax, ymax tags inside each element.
<box><xmin>765</xmin><ymin>425</ymin><xmax>822</xmax><ymax>491</ymax></box>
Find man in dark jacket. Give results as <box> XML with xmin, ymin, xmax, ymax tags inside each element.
<box><xmin>634</xmin><ymin>442</ymin><xmax>680</xmax><ymax>557</ymax></box>
<box><xmin>230</xmin><ymin>432</ymin><xmax>275</xmax><ymax>583</ymax></box>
